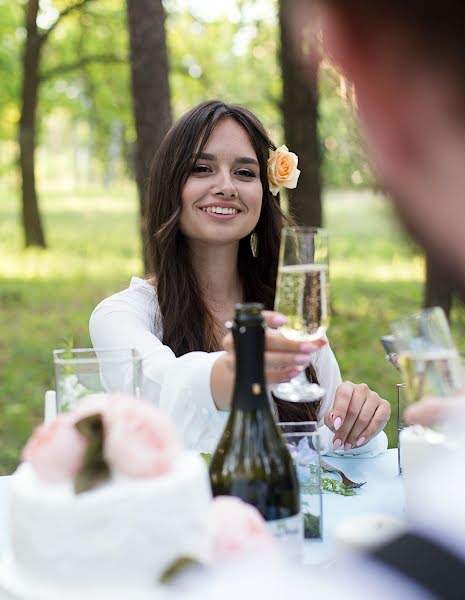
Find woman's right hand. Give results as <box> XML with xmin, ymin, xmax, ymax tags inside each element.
<box><xmin>221</xmin><ymin>311</ymin><xmax>326</xmax><ymax>384</ymax></box>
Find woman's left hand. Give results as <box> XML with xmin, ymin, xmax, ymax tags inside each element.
<box><xmin>324</xmin><ymin>381</ymin><xmax>391</xmax><ymax>451</ymax></box>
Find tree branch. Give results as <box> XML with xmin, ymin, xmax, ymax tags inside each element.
<box><xmin>40</xmin><ymin>54</ymin><xmax>127</xmax><ymax>81</ymax></box>
<box><xmin>40</xmin><ymin>0</ymin><xmax>96</xmax><ymax>43</ymax></box>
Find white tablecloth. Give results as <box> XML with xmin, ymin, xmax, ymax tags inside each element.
<box><xmin>0</xmin><ymin>449</ymin><xmax>403</xmax><ymax>563</ymax></box>
<box><xmin>304</xmin><ymin>448</ymin><xmax>404</xmax><ymax>563</ymax></box>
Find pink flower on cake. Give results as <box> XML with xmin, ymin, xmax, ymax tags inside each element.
<box><xmin>103</xmin><ymin>396</ymin><xmax>181</xmax><ymax>478</ymax></box>
<box><xmin>21</xmin><ymin>416</ymin><xmax>88</xmax><ymax>482</ymax></box>
<box><xmin>210</xmin><ymin>496</ymin><xmax>274</xmax><ymax>558</ymax></box>
<box><xmin>267</xmin><ymin>145</ymin><xmax>301</xmax><ymax>196</ymax></box>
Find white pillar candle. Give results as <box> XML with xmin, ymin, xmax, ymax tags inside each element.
<box><xmin>334</xmin><ymin>513</ymin><xmax>405</xmax><ymax>554</ymax></box>
<box><xmin>400</xmin><ymin>425</ymin><xmax>451</xmax><ymax>519</ymax></box>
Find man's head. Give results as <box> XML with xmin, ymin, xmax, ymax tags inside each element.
<box><xmin>292</xmin><ymin>1</ymin><xmax>465</xmax><ymax>292</ymax></box>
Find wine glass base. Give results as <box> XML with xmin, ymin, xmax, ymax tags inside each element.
<box><xmin>273</xmin><ymin>381</ymin><xmax>325</xmax><ymax>403</ymax></box>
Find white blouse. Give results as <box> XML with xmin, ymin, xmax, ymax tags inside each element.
<box><xmin>90</xmin><ymin>277</ymin><xmax>387</xmax><ymax>455</ymax></box>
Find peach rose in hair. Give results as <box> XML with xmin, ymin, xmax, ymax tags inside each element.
<box><xmin>267</xmin><ymin>145</ymin><xmax>301</xmax><ymax>196</ymax></box>
<box><xmin>22</xmin><ymin>416</ymin><xmax>88</xmax><ymax>482</ymax></box>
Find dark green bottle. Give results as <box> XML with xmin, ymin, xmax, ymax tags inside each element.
<box><xmin>209</xmin><ymin>303</ymin><xmax>302</xmax><ymax>558</ymax></box>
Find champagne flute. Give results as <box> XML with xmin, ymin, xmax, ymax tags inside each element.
<box><xmin>390</xmin><ymin>307</ymin><xmax>463</xmax><ymax>428</ymax></box>
<box><xmin>273</xmin><ymin>227</ymin><xmax>330</xmax><ymax>402</ymax></box>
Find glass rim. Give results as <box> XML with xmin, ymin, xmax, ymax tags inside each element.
<box><xmin>391</xmin><ymin>306</ymin><xmax>447</xmax><ymax>327</ymax></box>
<box><xmin>53</xmin><ymin>347</ymin><xmax>142</xmax><ymax>364</ymax></box>
<box><xmin>281</xmin><ymin>226</ymin><xmax>328</xmax><ymax>237</ymax></box>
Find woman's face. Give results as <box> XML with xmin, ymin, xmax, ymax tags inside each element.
<box><xmin>179</xmin><ymin>118</ymin><xmax>263</xmax><ymax>247</ymax></box>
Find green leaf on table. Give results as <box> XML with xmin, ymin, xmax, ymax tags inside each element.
<box><xmin>159</xmin><ymin>556</ymin><xmax>203</xmax><ymax>585</ymax></box>
<box><xmin>73</xmin><ymin>413</ymin><xmax>110</xmax><ymax>494</ymax></box>
<box><xmin>321</xmin><ymin>476</ymin><xmax>356</xmax><ymax>496</ymax></box>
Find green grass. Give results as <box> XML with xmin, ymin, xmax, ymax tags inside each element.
<box><xmin>1</xmin><ymin>185</ymin><xmax>465</xmax><ymax>474</ymax></box>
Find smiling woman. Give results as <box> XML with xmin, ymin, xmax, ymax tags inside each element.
<box><xmin>89</xmin><ymin>100</ymin><xmax>389</xmax><ymax>454</ymax></box>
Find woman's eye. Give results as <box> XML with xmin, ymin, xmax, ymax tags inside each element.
<box><xmin>236</xmin><ymin>169</ymin><xmax>256</xmax><ymax>178</ymax></box>
<box><xmin>191</xmin><ymin>164</ymin><xmax>211</xmax><ymax>173</ymax></box>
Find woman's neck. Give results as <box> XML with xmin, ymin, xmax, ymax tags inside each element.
<box><xmin>189</xmin><ymin>240</ymin><xmax>242</xmax><ymax>305</ymax></box>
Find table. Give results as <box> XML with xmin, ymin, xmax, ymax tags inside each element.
<box><xmin>304</xmin><ymin>449</ymin><xmax>404</xmax><ymax>563</ymax></box>
<box><xmin>0</xmin><ymin>449</ymin><xmax>404</xmax><ymax>563</ymax></box>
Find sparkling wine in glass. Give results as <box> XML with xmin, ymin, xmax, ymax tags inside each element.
<box><xmin>391</xmin><ymin>307</ymin><xmax>463</xmax><ymax>431</ymax></box>
<box><xmin>273</xmin><ymin>227</ymin><xmax>329</xmax><ymax>402</ymax></box>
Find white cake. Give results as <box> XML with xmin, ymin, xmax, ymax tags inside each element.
<box><xmin>0</xmin><ymin>396</ymin><xmax>275</xmax><ymax>599</ymax></box>
<box><xmin>1</xmin><ymin>452</ymin><xmax>212</xmax><ymax>600</ymax></box>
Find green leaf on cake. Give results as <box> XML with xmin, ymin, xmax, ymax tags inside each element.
<box><xmin>74</xmin><ymin>413</ymin><xmax>111</xmax><ymax>494</ymax></box>
<box><xmin>199</xmin><ymin>452</ymin><xmax>212</xmax><ymax>466</ymax></box>
<box><xmin>159</xmin><ymin>556</ymin><xmax>203</xmax><ymax>585</ymax></box>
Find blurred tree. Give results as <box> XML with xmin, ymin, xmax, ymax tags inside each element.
<box><xmin>278</xmin><ymin>0</ymin><xmax>321</xmax><ymax>226</ymax></box>
<box><xmin>424</xmin><ymin>254</ymin><xmax>454</xmax><ymax>320</ymax></box>
<box><xmin>127</xmin><ymin>0</ymin><xmax>172</xmax><ymax>272</ymax></box>
<box><xmin>19</xmin><ymin>0</ymin><xmax>126</xmax><ymax>248</ymax></box>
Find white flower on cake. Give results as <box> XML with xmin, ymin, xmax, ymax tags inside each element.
<box><xmin>267</xmin><ymin>145</ymin><xmax>301</xmax><ymax>196</ymax></box>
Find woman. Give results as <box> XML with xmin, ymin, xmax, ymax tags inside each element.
<box><xmin>90</xmin><ymin>100</ymin><xmax>390</xmax><ymax>453</ymax></box>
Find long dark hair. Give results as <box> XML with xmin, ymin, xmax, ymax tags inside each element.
<box><xmin>146</xmin><ymin>100</ymin><xmax>319</xmax><ymax>421</ymax></box>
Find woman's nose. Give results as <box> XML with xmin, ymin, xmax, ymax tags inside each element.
<box><xmin>213</xmin><ymin>170</ymin><xmax>238</xmax><ymax>198</ymax></box>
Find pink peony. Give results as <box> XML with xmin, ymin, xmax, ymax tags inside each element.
<box><xmin>21</xmin><ymin>415</ymin><xmax>88</xmax><ymax>482</ymax></box>
<box><xmin>103</xmin><ymin>396</ymin><xmax>181</xmax><ymax>478</ymax></box>
<box><xmin>210</xmin><ymin>496</ymin><xmax>275</xmax><ymax>558</ymax></box>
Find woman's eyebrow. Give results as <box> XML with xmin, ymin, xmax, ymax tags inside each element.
<box><xmin>197</xmin><ymin>152</ymin><xmax>215</xmax><ymax>160</ymax></box>
<box><xmin>237</xmin><ymin>156</ymin><xmax>259</xmax><ymax>166</ymax></box>
<box><xmin>196</xmin><ymin>152</ymin><xmax>259</xmax><ymax>166</ymax></box>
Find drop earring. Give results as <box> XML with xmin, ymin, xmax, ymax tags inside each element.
<box><xmin>250</xmin><ymin>231</ymin><xmax>258</xmax><ymax>258</ymax></box>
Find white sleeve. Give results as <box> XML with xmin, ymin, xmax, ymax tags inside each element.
<box><xmin>313</xmin><ymin>340</ymin><xmax>388</xmax><ymax>457</ymax></box>
<box><xmin>89</xmin><ymin>290</ymin><xmax>228</xmax><ymax>453</ymax></box>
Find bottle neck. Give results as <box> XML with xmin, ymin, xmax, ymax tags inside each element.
<box><xmin>231</xmin><ymin>320</ymin><xmax>269</xmax><ymax>411</ymax></box>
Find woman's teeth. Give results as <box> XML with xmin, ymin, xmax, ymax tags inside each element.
<box><xmin>202</xmin><ymin>206</ymin><xmax>238</xmax><ymax>214</ymax></box>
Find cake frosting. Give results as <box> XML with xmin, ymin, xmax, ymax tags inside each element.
<box><xmin>6</xmin><ymin>453</ymin><xmax>211</xmax><ymax>598</ymax></box>
<box><xmin>0</xmin><ymin>395</ymin><xmax>275</xmax><ymax>599</ymax></box>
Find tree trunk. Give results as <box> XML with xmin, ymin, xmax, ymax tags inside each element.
<box><xmin>279</xmin><ymin>0</ymin><xmax>322</xmax><ymax>227</ymax></box>
<box><xmin>19</xmin><ymin>0</ymin><xmax>46</xmax><ymax>247</ymax></box>
<box><xmin>126</xmin><ymin>0</ymin><xmax>172</xmax><ymax>273</ymax></box>
<box><xmin>424</xmin><ymin>253</ymin><xmax>454</xmax><ymax>320</ymax></box>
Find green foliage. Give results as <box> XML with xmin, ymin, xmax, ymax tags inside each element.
<box><xmin>74</xmin><ymin>413</ymin><xmax>110</xmax><ymax>494</ymax></box>
<box><xmin>1</xmin><ymin>0</ymin><xmax>379</xmax><ymax>187</ymax></box>
<box><xmin>303</xmin><ymin>512</ymin><xmax>321</xmax><ymax>538</ymax></box>
<box><xmin>321</xmin><ymin>477</ymin><xmax>356</xmax><ymax>496</ymax></box>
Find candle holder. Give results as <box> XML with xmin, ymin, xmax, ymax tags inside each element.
<box><xmin>53</xmin><ymin>348</ymin><xmax>143</xmax><ymax>413</ymax></box>
<box><xmin>278</xmin><ymin>421</ymin><xmax>323</xmax><ymax>540</ymax></box>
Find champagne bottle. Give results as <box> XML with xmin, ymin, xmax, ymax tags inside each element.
<box><xmin>209</xmin><ymin>303</ymin><xmax>302</xmax><ymax>559</ymax></box>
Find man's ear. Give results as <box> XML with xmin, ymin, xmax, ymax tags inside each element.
<box><xmin>319</xmin><ymin>5</ymin><xmax>419</xmax><ymax>184</ymax></box>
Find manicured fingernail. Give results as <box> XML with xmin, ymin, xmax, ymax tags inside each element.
<box><xmin>294</xmin><ymin>354</ymin><xmax>312</xmax><ymax>365</ymax></box>
<box><xmin>272</xmin><ymin>314</ymin><xmax>287</xmax><ymax>326</ymax></box>
<box><xmin>299</xmin><ymin>342</ymin><xmax>315</xmax><ymax>353</ymax></box>
<box><xmin>333</xmin><ymin>438</ymin><xmax>342</xmax><ymax>451</ymax></box>
<box><xmin>356</xmin><ymin>437</ymin><xmax>366</xmax><ymax>447</ymax></box>
<box><xmin>334</xmin><ymin>417</ymin><xmax>342</xmax><ymax>431</ymax></box>
<box><xmin>344</xmin><ymin>442</ymin><xmax>352</xmax><ymax>451</ymax></box>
